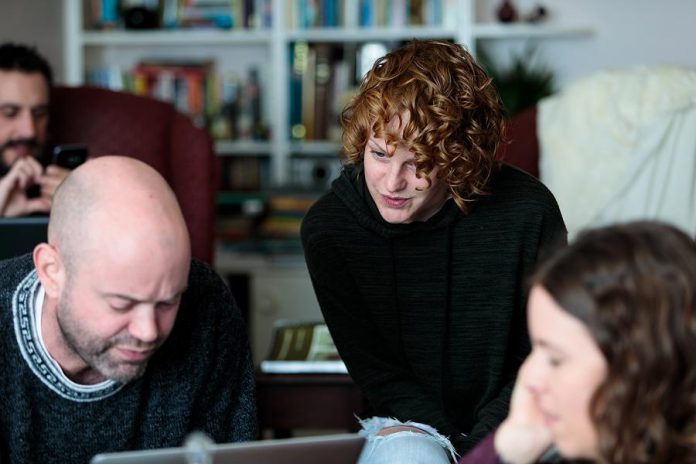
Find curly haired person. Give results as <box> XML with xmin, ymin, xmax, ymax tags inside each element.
<box><xmin>461</xmin><ymin>221</ymin><xmax>696</xmax><ymax>464</ymax></box>
<box><xmin>301</xmin><ymin>39</ymin><xmax>566</xmax><ymax>463</ymax></box>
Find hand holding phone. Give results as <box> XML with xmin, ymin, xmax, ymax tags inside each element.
<box><xmin>26</xmin><ymin>144</ymin><xmax>90</xmax><ymax>199</ymax></box>
<box><xmin>2</xmin><ymin>157</ymin><xmax>51</xmax><ymax>216</ymax></box>
<box><xmin>52</xmin><ymin>144</ymin><xmax>89</xmax><ymax>169</ymax></box>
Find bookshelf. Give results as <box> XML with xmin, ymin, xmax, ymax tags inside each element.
<box><xmin>61</xmin><ymin>0</ymin><xmax>591</xmax><ymax>359</ymax></box>
<box><xmin>61</xmin><ymin>1</ymin><xmax>591</xmax><ymax>254</ymax></box>
<box><xmin>62</xmin><ymin>0</ymin><xmax>591</xmax><ymax>187</ymax></box>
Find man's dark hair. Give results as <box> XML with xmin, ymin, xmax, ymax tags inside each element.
<box><xmin>0</xmin><ymin>42</ymin><xmax>53</xmax><ymax>87</ymax></box>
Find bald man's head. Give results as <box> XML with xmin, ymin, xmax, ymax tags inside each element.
<box><xmin>35</xmin><ymin>156</ymin><xmax>191</xmax><ymax>384</ymax></box>
<box><xmin>48</xmin><ymin>156</ymin><xmax>191</xmax><ymax>275</ymax></box>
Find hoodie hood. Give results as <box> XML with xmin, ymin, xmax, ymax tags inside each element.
<box><xmin>301</xmin><ymin>162</ymin><xmax>566</xmax><ymax>450</ymax></box>
<box><xmin>331</xmin><ymin>165</ymin><xmax>461</xmax><ymax>238</ymax></box>
<box><xmin>330</xmin><ymin>165</ymin><xmax>458</xmax><ymax>400</ymax></box>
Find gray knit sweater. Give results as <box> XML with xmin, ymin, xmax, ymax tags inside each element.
<box><xmin>301</xmin><ymin>164</ymin><xmax>566</xmax><ymax>454</ymax></box>
<box><xmin>0</xmin><ymin>255</ymin><xmax>257</xmax><ymax>464</ymax></box>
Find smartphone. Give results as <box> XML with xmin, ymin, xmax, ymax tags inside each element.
<box><xmin>52</xmin><ymin>144</ymin><xmax>89</xmax><ymax>170</ymax></box>
<box><xmin>25</xmin><ymin>144</ymin><xmax>89</xmax><ymax>198</ymax></box>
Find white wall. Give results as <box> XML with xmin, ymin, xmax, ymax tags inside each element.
<box><xmin>0</xmin><ymin>0</ymin><xmax>64</xmax><ymax>82</ymax></box>
<box><xmin>478</xmin><ymin>0</ymin><xmax>696</xmax><ymax>89</ymax></box>
<box><xmin>1</xmin><ymin>0</ymin><xmax>694</xmax><ymax>89</ymax></box>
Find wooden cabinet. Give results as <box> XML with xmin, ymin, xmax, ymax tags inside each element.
<box><xmin>215</xmin><ymin>251</ymin><xmax>321</xmax><ymax>364</ymax></box>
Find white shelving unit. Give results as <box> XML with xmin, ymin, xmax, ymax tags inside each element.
<box><xmin>60</xmin><ymin>0</ymin><xmax>592</xmax><ymax>354</ymax></box>
<box><xmin>62</xmin><ymin>0</ymin><xmax>591</xmax><ymax>186</ymax></box>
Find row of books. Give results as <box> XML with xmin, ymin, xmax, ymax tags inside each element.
<box><xmin>260</xmin><ymin>321</ymin><xmax>347</xmax><ymax>374</ymax></box>
<box><xmin>289</xmin><ymin>42</ymin><xmax>357</xmax><ymax>142</ymax></box>
<box><xmin>216</xmin><ymin>156</ymin><xmax>338</xmax><ymax>251</ymax></box>
<box><xmin>89</xmin><ymin>0</ymin><xmax>452</xmax><ymax>31</ymax></box>
<box><xmin>88</xmin><ymin>43</ymin><xmax>359</xmax><ymax>144</ymax></box>
<box><xmin>288</xmin><ymin>156</ymin><xmax>343</xmax><ymax>191</ymax></box>
<box><xmin>177</xmin><ymin>0</ymin><xmax>273</xmax><ymax>29</ymax></box>
<box><xmin>258</xmin><ymin>192</ymin><xmax>319</xmax><ymax>240</ymax></box>
<box><xmin>217</xmin><ymin>155</ymin><xmax>339</xmax><ymax>203</ymax></box>
<box><xmin>219</xmin><ymin>156</ymin><xmax>270</xmax><ymax>191</ymax></box>
<box><xmin>288</xmin><ymin>0</ymin><xmax>455</xmax><ymax>29</ymax></box>
<box><xmin>216</xmin><ymin>189</ymin><xmax>266</xmax><ymax>244</ymax></box>
<box><xmin>87</xmin><ymin>62</ymin><xmax>268</xmax><ymax>141</ymax></box>
<box><xmin>87</xmin><ymin>0</ymin><xmax>272</xmax><ymax>30</ymax></box>
<box><xmin>216</xmin><ymin>190</ymin><xmax>319</xmax><ymax>254</ymax></box>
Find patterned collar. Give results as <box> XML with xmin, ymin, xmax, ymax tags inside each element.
<box><xmin>12</xmin><ymin>270</ymin><xmax>125</xmax><ymax>402</ymax></box>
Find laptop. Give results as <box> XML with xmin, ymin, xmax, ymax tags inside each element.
<box><xmin>90</xmin><ymin>433</ymin><xmax>365</xmax><ymax>464</ymax></box>
<box><xmin>0</xmin><ymin>216</ymin><xmax>49</xmax><ymax>261</ymax></box>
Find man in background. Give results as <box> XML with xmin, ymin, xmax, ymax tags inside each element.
<box><xmin>0</xmin><ymin>156</ymin><xmax>257</xmax><ymax>463</ymax></box>
<box><xmin>0</xmin><ymin>42</ymin><xmax>70</xmax><ymax>216</ymax></box>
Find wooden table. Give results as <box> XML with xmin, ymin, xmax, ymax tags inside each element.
<box><xmin>256</xmin><ymin>373</ymin><xmax>367</xmax><ymax>438</ymax></box>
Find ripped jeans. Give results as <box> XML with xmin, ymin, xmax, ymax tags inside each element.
<box><xmin>357</xmin><ymin>417</ymin><xmax>459</xmax><ymax>464</ymax></box>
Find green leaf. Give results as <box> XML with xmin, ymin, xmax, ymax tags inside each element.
<box><xmin>478</xmin><ymin>45</ymin><xmax>554</xmax><ymax>117</ymax></box>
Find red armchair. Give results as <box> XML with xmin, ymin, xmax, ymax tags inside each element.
<box><xmin>49</xmin><ymin>85</ymin><xmax>216</xmax><ymax>264</ymax></box>
<box><xmin>495</xmin><ymin>107</ymin><xmax>540</xmax><ymax>178</ymax></box>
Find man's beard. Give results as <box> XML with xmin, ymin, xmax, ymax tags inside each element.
<box><xmin>55</xmin><ymin>292</ymin><xmax>160</xmax><ymax>384</ymax></box>
<box><xmin>0</xmin><ymin>137</ymin><xmax>41</xmax><ymax>172</ymax></box>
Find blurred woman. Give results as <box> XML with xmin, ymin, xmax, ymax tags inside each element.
<box><xmin>461</xmin><ymin>221</ymin><xmax>696</xmax><ymax>464</ymax></box>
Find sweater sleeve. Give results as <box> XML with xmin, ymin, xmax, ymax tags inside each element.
<box><xmin>459</xmin><ymin>187</ymin><xmax>567</xmax><ymax>452</ymax></box>
<box><xmin>187</xmin><ymin>263</ymin><xmax>258</xmax><ymax>443</ymax></box>
<box><xmin>458</xmin><ymin>432</ymin><xmax>503</xmax><ymax>464</ymax></box>
<box><xmin>302</xmin><ymin>223</ymin><xmax>461</xmax><ymax>442</ymax></box>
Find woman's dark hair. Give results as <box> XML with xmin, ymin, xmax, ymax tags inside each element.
<box><xmin>532</xmin><ymin>221</ymin><xmax>696</xmax><ymax>463</ymax></box>
<box><xmin>341</xmin><ymin>39</ymin><xmax>504</xmax><ymax>214</ymax></box>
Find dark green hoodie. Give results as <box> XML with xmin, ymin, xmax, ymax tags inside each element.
<box><xmin>301</xmin><ymin>163</ymin><xmax>566</xmax><ymax>454</ymax></box>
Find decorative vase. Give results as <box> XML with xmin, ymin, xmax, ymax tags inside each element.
<box><xmin>497</xmin><ymin>0</ymin><xmax>518</xmax><ymax>23</ymax></box>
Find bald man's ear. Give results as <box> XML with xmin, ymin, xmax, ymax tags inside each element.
<box><xmin>33</xmin><ymin>243</ymin><xmax>66</xmax><ymax>299</ymax></box>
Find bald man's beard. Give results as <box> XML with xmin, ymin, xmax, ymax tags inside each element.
<box><xmin>55</xmin><ymin>293</ymin><xmax>160</xmax><ymax>384</ymax></box>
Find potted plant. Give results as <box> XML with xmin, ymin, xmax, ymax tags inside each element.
<box><xmin>478</xmin><ymin>45</ymin><xmax>554</xmax><ymax>117</ymax></box>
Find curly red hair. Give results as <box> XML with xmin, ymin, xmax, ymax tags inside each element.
<box><xmin>341</xmin><ymin>39</ymin><xmax>505</xmax><ymax>214</ymax></box>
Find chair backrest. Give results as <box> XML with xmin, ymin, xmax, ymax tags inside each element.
<box><xmin>49</xmin><ymin>85</ymin><xmax>216</xmax><ymax>264</ymax></box>
<box><xmin>495</xmin><ymin>106</ymin><xmax>540</xmax><ymax>178</ymax></box>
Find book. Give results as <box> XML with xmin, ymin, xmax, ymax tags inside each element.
<box><xmin>289</xmin><ymin>42</ymin><xmax>309</xmax><ymax>140</ymax></box>
<box><xmin>260</xmin><ymin>321</ymin><xmax>348</xmax><ymax>374</ymax></box>
<box><xmin>313</xmin><ymin>43</ymin><xmax>333</xmax><ymax>140</ymax></box>
<box><xmin>85</xmin><ymin>0</ymin><xmax>117</xmax><ymax>30</ymax></box>
<box><xmin>179</xmin><ymin>0</ymin><xmax>234</xmax><ymax>29</ymax></box>
<box><xmin>132</xmin><ymin>59</ymin><xmax>214</xmax><ymax>127</ymax></box>
<box><xmin>301</xmin><ymin>46</ymin><xmax>317</xmax><ymax>140</ymax></box>
<box><xmin>260</xmin><ymin>359</ymin><xmax>348</xmax><ymax>374</ymax></box>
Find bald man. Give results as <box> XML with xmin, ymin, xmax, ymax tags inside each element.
<box><xmin>0</xmin><ymin>157</ymin><xmax>257</xmax><ymax>463</ymax></box>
